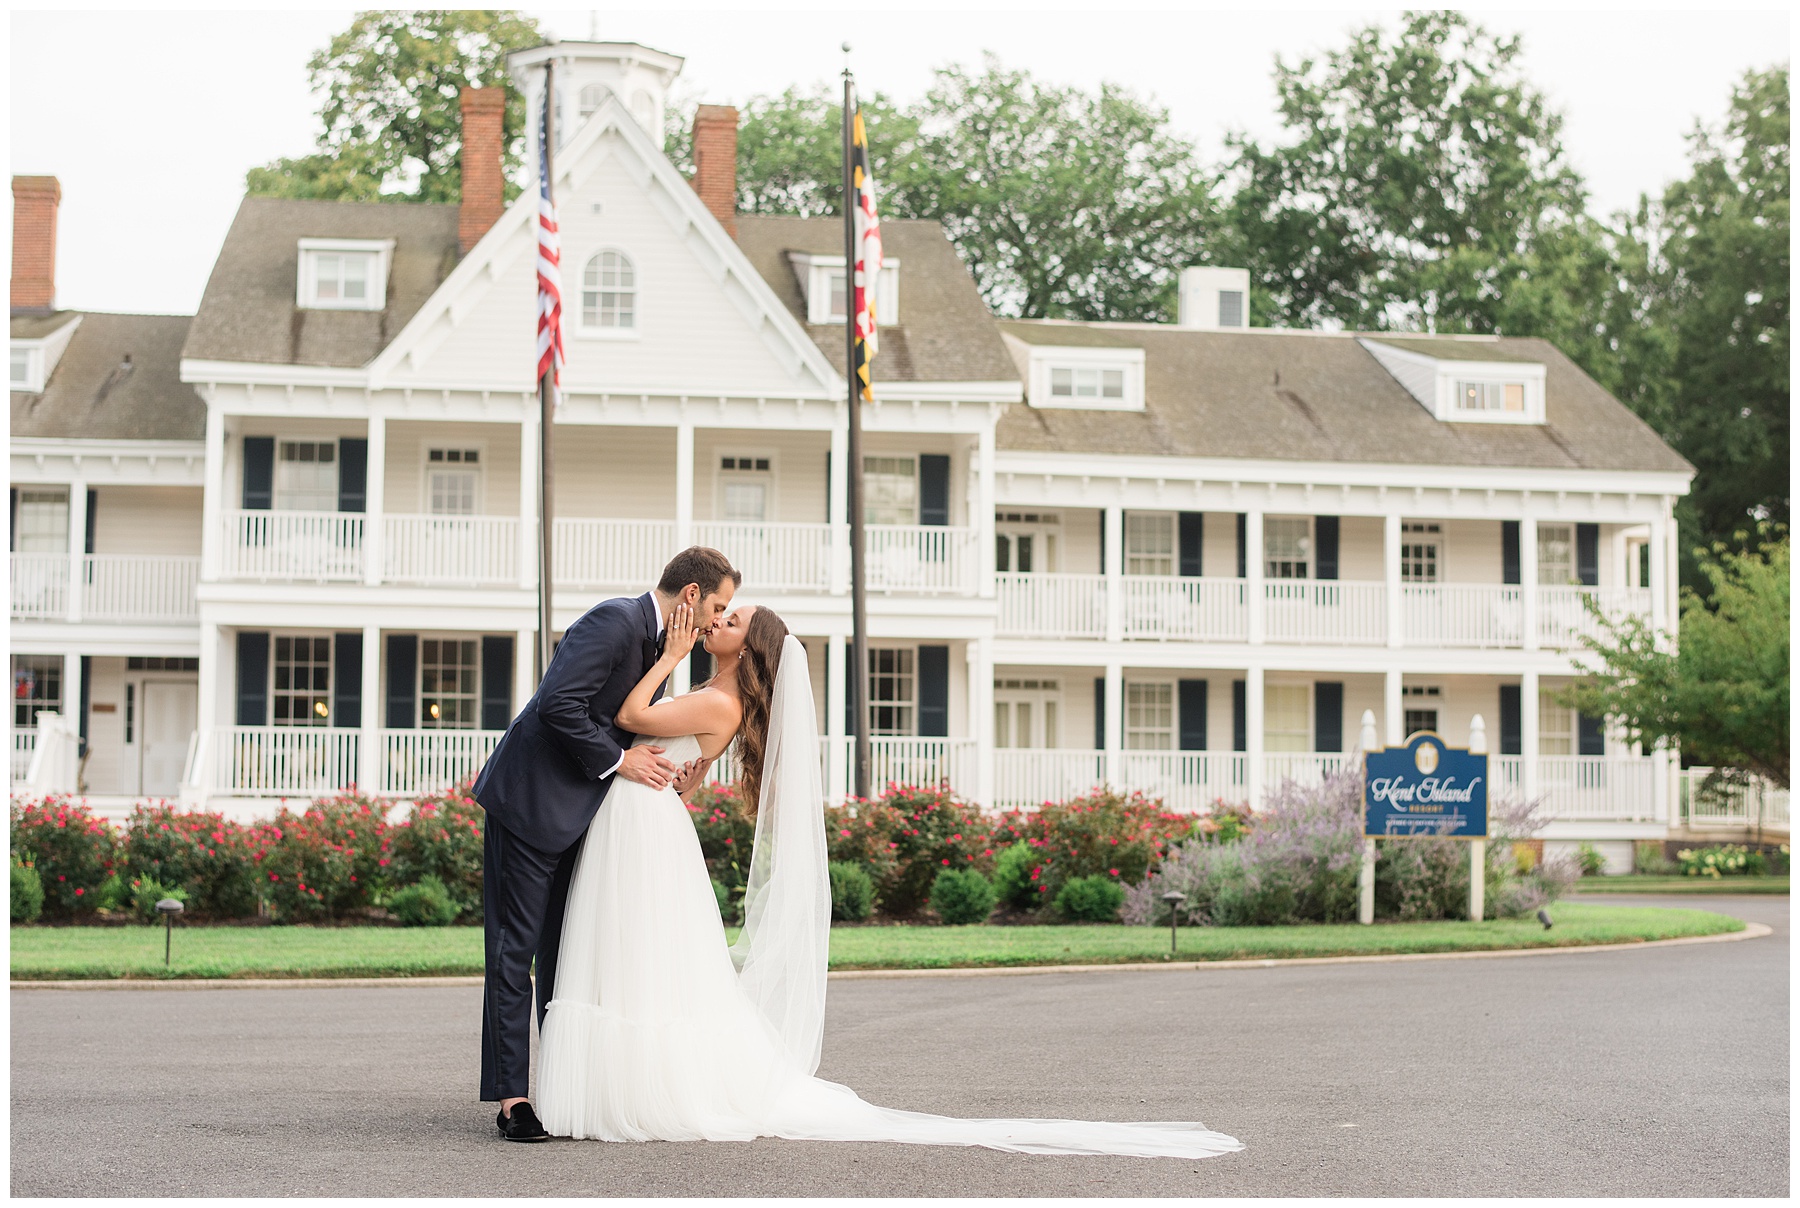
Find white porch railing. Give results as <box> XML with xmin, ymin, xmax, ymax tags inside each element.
<box><xmin>693</xmin><ymin>522</ymin><xmax>833</xmax><ymax>593</ymax></box>
<box><xmin>11</xmin><ymin>553</ymin><xmax>70</xmax><ymax>619</ymax></box>
<box><xmin>214</xmin><ymin>726</ymin><xmax>360</xmax><ymax>797</ymax></box>
<box><xmin>1536</xmin><ymin>755</ymin><xmax>1661</xmax><ymax>821</ymax></box>
<box><xmin>818</xmin><ymin>737</ymin><xmax>979</xmax><ymax>799</ymax></box>
<box><xmin>993</xmin><ymin>748</ymin><xmax>1108</xmax><ymax>807</ymax></box>
<box><xmin>12</xmin><ymin>730</ymin><xmax>37</xmax><ymax>783</ymax></box>
<box><xmin>1123</xmin><ymin>576</ymin><xmax>1248</xmax><ymax>642</ymax></box>
<box><xmin>866</xmin><ymin>526</ymin><xmax>977</xmax><ymax>594</ymax></box>
<box><xmin>1263</xmin><ymin>752</ymin><xmax>1352</xmax><ymax>789</ymax></box>
<box><xmin>555</xmin><ymin>518</ymin><xmax>677</xmax><ymax>591</ymax></box>
<box><xmin>384</xmin><ymin>515</ymin><xmax>518</xmax><ymax>586</ymax></box>
<box><xmin>1401</xmin><ymin>584</ymin><xmax>1524</xmax><ymax>648</ymax></box>
<box><xmin>380</xmin><ymin>729</ymin><xmax>503</xmax><ymax>796</ymax></box>
<box><xmin>1538</xmin><ymin>586</ymin><xmax>1652</xmax><ymax>649</ymax></box>
<box><xmin>222</xmin><ymin>511</ymin><xmax>365</xmax><ymax>582</ymax></box>
<box><xmin>1265</xmin><ymin>580</ymin><xmax>1387</xmax><ymax>645</ymax></box>
<box><xmin>1679</xmin><ymin>767</ymin><xmax>1790</xmax><ymax>833</ymax></box>
<box><xmin>996</xmin><ymin>573</ymin><xmax>1106</xmax><ymax>639</ymax></box>
<box><xmin>1119</xmin><ymin>752</ymin><xmax>1251</xmax><ymax>812</ymax></box>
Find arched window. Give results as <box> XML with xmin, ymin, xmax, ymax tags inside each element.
<box><xmin>582</xmin><ymin>250</ymin><xmax>636</xmax><ymax>329</ymax></box>
<box><xmin>578</xmin><ymin>84</ymin><xmax>606</xmax><ymax>121</ymax></box>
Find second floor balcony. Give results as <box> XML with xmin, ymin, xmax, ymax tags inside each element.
<box><xmin>11</xmin><ymin>553</ymin><xmax>201</xmax><ymax>624</ymax></box>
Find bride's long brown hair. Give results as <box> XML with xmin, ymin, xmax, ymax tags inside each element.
<box><xmin>732</xmin><ymin>607</ymin><xmax>791</xmax><ymax>818</ymax></box>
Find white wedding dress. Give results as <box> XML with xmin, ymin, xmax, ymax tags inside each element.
<box><xmin>536</xmin><ymin>636</ymin><xmax>1242</xmax><ymax>1159</ymax></box>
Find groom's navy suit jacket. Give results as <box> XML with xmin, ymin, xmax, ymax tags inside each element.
<box><xmin>473</xmin><ymin>592</ymin><xmax>668</xmax><ymax>854</ymax></box>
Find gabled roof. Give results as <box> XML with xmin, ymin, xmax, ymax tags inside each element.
<box><xmin>735</xmin><ymin>216</ymin><xmax>1019</xmax><ymax>385</ymax></box>
<box><xmin>183</xmin><ymin>198</ymin><xmax>461</xmax><ymax>368</ymax></box>
<box><xmin>13</xmin><ymin>312</ymin><xmax>204</xmax><ymax>440</ymax></box>
<box><xmin>10</xmin><ymin>311</ymin><xmax>80</xmax><ymax>340</ymax></box>
<box><xmin>997</xmin><ymin>323</ymin><xmax>1693</xmax><ymax>476</ymax></box>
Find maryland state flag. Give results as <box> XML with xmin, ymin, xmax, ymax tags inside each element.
<box><xmin>850</xmin><ymin>106</ymin><xmax>883</xmax><ymax>401</ymax></box>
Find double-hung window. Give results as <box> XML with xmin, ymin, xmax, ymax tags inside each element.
<box><xmin>581</xmin><ymin>251</ymin><xmax>636</xmax><ymax>330</ymax></box>
<box><xmin>1537</xmin><ymin>524</ymin><xmax>1574</xmax><ymax>585</ymax></box>
<box><xmin>12</xmin><ymin>656</ymin><xmax>62</xmax><ymax>730</ymax></box>
<box><xmin>276</xmin><ymin>441</ymin><xmax>338</xmax><ymax>511</ymax></box>
<box><xmin>420</xmin><ymin>638</ymin><xmax>479</xmax><ymax>729</ymax></box>
<box><xmin>298</xmin><ymin>239</ymin><xmax>391</xmax><ymax>311</ymax></box>
<box><xmin>1125</xmin><ymin>682</ymin><xmax>1174</xmax><ymax>750</ymax></box>
<box><xmin>1264</xmin><ymin>517</ymin><xmax>1311</xmax><ymax>580</ymax></box>
<box><xmin>1401</xmin><ymin>522</ymin><xmax>1441</xmax><ymax>583</ymax></box>
<box><xmin>272</xmin><ymin>636</ymin><xmax>332</xmax><ymax>726</ymax></box>
<box><xmin>867</xmin><ymin>648</ymin><xmax>915</xmax><ymax>736</ymax></box>
<box><xmin>1125</xmin><ymin>513</ymin><xmax>1174</xmax><ymax>576</ymax></box>
<box><xmin>1403</xmin><ymin>684</ymin><xmax>1442</xmax><ymax>737</ymax></box>
<box><xmin>863</xmin><ymin>457</ymin><xmax>917</xmax><ymax>526</ymax></box>
<box><xmin>1264</xmin><ymin>684</ymin><xmax>1311</xmax><ymax>752</ymax></box>
<box><xmin>427</xmin><ymin>448</ymin><xmax>480</xmax><ymax>515</ymax></box>
<box><xmin>13</xmin><ymin>488</ymin><xmax>68</xmax><ymax>553</ymax></box>
<box><xmin>1539</xmin><ymin>689</ymin><xmax>1574</xmax><ymax>756</ymax></box>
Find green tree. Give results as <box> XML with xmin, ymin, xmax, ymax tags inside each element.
<box><xmin>1222</xmin><ymin>11</ymin><xmax>1607</xmax><ymax>355</ymax></box>
<box><xmin>246</xmin><ymin>10</ymin><xmax>542</xmax><ymax>204</ymax></box>
<box><xmin>1564</xmin><ymin>531</ymin><xmax>1789</xmax><ymax>788</ymax></box>
<box><xmin>1612</xmin><ymin>66</ymin><xmax>1789</xmax><ymax>576</ymax></box>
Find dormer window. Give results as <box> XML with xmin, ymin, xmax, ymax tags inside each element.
<box><xmin>1359</xmin><ymin>337</ymin><xmax>1547</xmax><ymax>425</ymax></box>
<box><xmin>10</xmin><ymin>344</ymin><xmax>42</xmax><ymax>392</ymax></box>
<box><xmin>788</xmin><ymin>252</ymin><xmax>900</xmax><ymax>325</ymax></box>
<box><xmin>1023</xmin><ymin>344</ymin><xmax>1146</xmax><ymax>412</ymax></box>
<box><xmin>297</xmin><ymin>238</ymin><xmax>393</xmax><ymax>311</ymax></box>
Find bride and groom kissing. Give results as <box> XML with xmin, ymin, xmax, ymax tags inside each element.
<box><xmin>471</xmin><ymin>545</ymin><xmax>1244</xmax><ymax>1158</ymax></box>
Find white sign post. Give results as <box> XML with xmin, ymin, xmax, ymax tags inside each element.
<box><xmin>1358</xmin><ymin>710</ymin><xmax>1489</xmax><ymax>926</ymax></box>
<box><xmin>1467</xmin><ymin>714</ymin><xmax>1487</xmax><ymax>922</ymax></box>
<box><xmin>1357</xmin><ymin>710</ymin><xmax>1378</xmax><ymax>925</ymax></box>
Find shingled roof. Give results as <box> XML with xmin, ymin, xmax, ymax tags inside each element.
<box><xmin>734</xmin><ymin>215</ymin><xmax>1018</xmax><ymax>385</ymax></box>
<box><xmin>183</xmin><ymin>197</ymin><xmax>461</xmax><ymax>368</ymax></box>
<box><xmin>12</xmin><ymin>312</ymin><xmax>204</xmax><ymax>441</ymax></box>
<box><xmin>996</xmin><ymin>323</ymin><xmax>1692</xmax><ymax>476</ymax></box>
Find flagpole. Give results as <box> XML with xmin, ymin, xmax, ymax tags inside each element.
<box><xmin>537</xmin><ymin>56</ymin><xmax>557</xmax><ymax>683</ymax></box>
<box><xmin>842</xmin><ymin>59</ymin><xmax>870</xmax><ymax>801</ymax></box>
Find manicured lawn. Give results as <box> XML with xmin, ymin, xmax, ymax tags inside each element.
<box><xmin>10</xmin><ymin>903</ymin><xmax>1744</xmax><ymax>981</ymax></box>
<box><xmin>1569</xmin><ymin>875</ymin><xmax>1788</xmax><ymax>895</ymax></box>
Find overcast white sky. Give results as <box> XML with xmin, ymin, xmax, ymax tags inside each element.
<box><xmin>8</xmin><ymin>5</ymin><xmax>1792</xmax><ymax>316</ymax></box>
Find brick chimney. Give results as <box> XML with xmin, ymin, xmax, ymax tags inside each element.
<box><xmin>690</xmin><ymin>105</ymin><xmax>738</xmax><ymax>238</ymax></box>
<box><xmin>12</xmin><ymin>175</ymin><xmax>60</xmax><ymax>314</ymax></box>
<box><xmin>459</xmin><ymin>87</ymin><xmax>507</xmax><ymax>254</ymax></box>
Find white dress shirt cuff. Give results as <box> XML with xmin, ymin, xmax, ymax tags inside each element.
<box><xmin>601</xmin><ymin>753</ymin><xmax>624</xmax><ymax>780</ymax></box>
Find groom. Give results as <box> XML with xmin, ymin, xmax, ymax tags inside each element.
<box><xmin>472</xmin><ymin>545</ymin><xmax>740</xmax><ymax>1141</ymax></box>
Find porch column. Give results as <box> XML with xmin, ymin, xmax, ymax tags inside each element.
<box><xmin>975</xmin><ymin>428</ymin><xmax>996</xmax><ymax>599</ymax></box>
<box><xmin>1102</xmin><ymin>662</ymin><xmax>1123</xmax><ymax>788</ymax></box>
<box><xmin>825</xmin><ymin>635</ymin><xmax>848</xmax><ymax>801</ymax></box>
<box><xmin>1103</xmin><ymin>505</ymin><xmax>1123</xmax><ymax>643</ymax></box>
<box><xmin>1385</xmin><ymin>668</ymin><xmax>1404</xmax><ymax>747</ymax></box>
<box><xmin>1245</xmin><ymin>509</ymin><xmax>1265</xmax><ymax>645</ymax></box>
<box><xmin>1648</xmin><ymin>509</ymin><xmax>1670</xmax><ymax>637</ymax></box>
<box><xmin>829</xmin><ymin>419</ymin><xmax>849</xmax><ymax>594</ymax></box>
<box><xmin>968</xmin><ymin>637</ymin><xmax>994</xmax><ymax>806</ymax></box>
<box><xmin>188</xmin><ymin>621</ymin><xmax>222</xmax><ymax>801</ymax></box>
<box><xmin>675</xmin><ymin>423</ymin><xmax>695</xmax><ymax>548</ymax></box>
<box><xmin>1521</xmin><ymin>669</ymin><xmax>1540</xmax><ymax>804</ymax></box>
<box><xmin>1663</xmin><ymin>499</ymin><xmax>1680</xmax><ymax>637</ymax></box>
<box><xmin>514</xmin><ymin>627</ymin><xmax>536</xmax><ymax>701</ymax></box>
<box><xmin>363</xmin><ymin>415</ymin><xmax>386</xmax><ymax>587</ymax></box>
<box><xmin>66</xmin><ymin>478</ymin><xmax>87</xmax><ymax>623</ymax></box>
<box><xmin>359</xmin><ymin>624</ymin><xmax>381</xmax><ymax>791</ymax></box>
<box><xmin>62</xmin><ymin>651</ymin><xmax>81</xmax><ymax>756</ymax></box>
<box><xmin>200</xmin><ymin>405</ymin><xmax>225</xmax><ymax>581</ymax></box>
<box><xmin>1245</xmin><ymin>665</ymin><xmax>1265</xmax><ymax>808</ymax></box>
<box><xmin>517</xmin><ymin>412</ymin><xmax>538</xmax><ymax>591</ymax></box>
<box><xmin>1384</xmin><ymin>512</ymin><xmax>1403</xmax><ymax>648</ymax></box>
<box><xmin>1521</xmin><ymin>515</ymin><xmax>1539</xmax><ymax>651</ymax></box>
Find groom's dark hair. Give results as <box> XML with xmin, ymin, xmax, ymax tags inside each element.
<box><xmin>658</xmin><ymin>546</ymin><xmax>741</xmax><ymax>598</ymax></box>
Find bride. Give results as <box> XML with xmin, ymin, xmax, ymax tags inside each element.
<box><xmin>535</xmin><ymin>601</ymin><xmax>1243</xmax><ymax>1159</ymax></box>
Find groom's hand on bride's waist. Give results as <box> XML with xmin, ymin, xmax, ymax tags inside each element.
<box><xmin>616</xmin><ymin>745</ymin><xmax>677</xmax><ymax>790</ymax></box>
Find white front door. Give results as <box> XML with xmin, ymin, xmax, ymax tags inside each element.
<box><xmin>141</xmin><ymin>681</ymin><xmax>197</xmax><ymax>797</ymax></box>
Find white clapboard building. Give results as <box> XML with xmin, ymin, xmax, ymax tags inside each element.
<box><xmin>11</xmin><ymin>41</ymin><xmax>1702</xmax><ymax>866</ymax></box>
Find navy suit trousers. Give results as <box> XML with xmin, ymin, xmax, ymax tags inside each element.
<box><xmin>479</xmin><ymin>817</ymin><xmax>582</xmax><ymax>1102</ymax></box>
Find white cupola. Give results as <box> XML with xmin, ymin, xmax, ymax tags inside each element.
<box><xmin>507</xmin><ymin>40</ymin><xmax>685</xmax><ymax>150</ymax></box>
<box><xmin>1176</xmin><ymin>266</ymin><xmax>1251</xmax><ymax>330</ymax></box>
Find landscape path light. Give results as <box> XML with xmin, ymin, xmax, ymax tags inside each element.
<box><xmin>155</xmin><ymin>898</ymin><xmax>184</xmax><ymax>967</ymax></box>
<box><xmin>1161</xmin><ymin>890</ymin><xmax>1188</xmax><ymax>957</ymax></box>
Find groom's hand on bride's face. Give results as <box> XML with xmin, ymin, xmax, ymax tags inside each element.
<box><xmin>617</xmin><ymin>745</ymin><xmax>677</xmax><ymax>790</ymax></box>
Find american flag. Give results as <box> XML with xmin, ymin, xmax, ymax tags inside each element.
<box><xmin>850</xmin><ymin>104</ymin><xmax>883</xmax><ymax>401</ymax></box>
<box><xmin>535</xmin><ymin>85</ymin><xmax>564</xmax><ymax>406</ymax></box>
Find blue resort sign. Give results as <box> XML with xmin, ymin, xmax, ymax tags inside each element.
<box><xmin>1363</xmin><ymin>734</ymin><xmax>1488</xmax><ymax>839</ymax></box>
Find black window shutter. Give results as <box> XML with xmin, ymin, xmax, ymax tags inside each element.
<box><xmin>919</xmin><ymin>454</ymin><xmax>950</xmax><ymax>526</ymax></box>
<box><xmin>482</xmin><ymin>636</ymin><xmax>514</xmax><ymax>731</ymax></box>
<box><xmin>1093</xmin><ymin>678</ymin><xmax>1105</xmax><ymax>750</ymax></box>
<box><xmin>1315</xmin><ymin>516</ymin><xmax>1339</xmax><ymax>581</ymax></box>
<box><xmin>84</xmin><ymin>489</ymin><xmax>97</xmax><ymax>555</ymax></box>
<box><xmin>917</xmin><ymin>645</ymin><xmax>949</xmax><ymax>737</ymax></box>
<box><xmin>1178</xmin><ymin>512</ymin><xmax>1204</xmax><ymax>577</ymax></box>
<box><xmin>332</xmin><ymin>633</ymin><xmax>362</xmax><ymax>729</ymax></box>
<box><xmin>78</xmin><ymin>656</ymin><xmax>91</xmax><ymax>755</ymax></box>
<box><xmin>338</xmin><ymin>438</ymin><xmax>368</xmax><ymax>513</ymax></box>
<box><xmin>1314</xmin><ymin>682</ymin><xmax>1344</xmax><ymax>753</ymax></box>
<box><xmin>1236</xmin><ymin>513</ymin><xmax>1247</xmax><ymax>578</ymax></box>
<box><xmin>1578</xmin><ymin>711</ymin><xmax>1605</xmax><ymax>756</ymax></box>
<box><xmin>1098</xmin><ymin>513</ymin><xmax>1106</xmax><ymax>573</ymax></box>
<box><xmin>824</xmin><ymin>450</ymin><xmax>832</xmax><ymax>523</ymax></box>
<box><xmin>235</xmin><ymin>631</ymin><xmax>270</xmax><ymax>726</ymax></box>
<box><xmin>1232</xmin><ymin>679</ymin><xmax>1247</xmax><ymax>751</ymax></box>
<box><xmin>1499</xmin><ymin>685</ymin><xmax>1522</xmax><ymax>755</ymax></box>
<box><xmin>844</xmin><ymin>647</ymin><xmax>855</xmax><ymax>735</ymax></box>
<box><xmin>1502</xmin><ymin>521</ymin><xmax>1521</xmax><ymax>586</ymax></box>
<box><xmin>386</xmin><ymin>634</ymin><xmax>418</xmax><ymax>729</ymax></box>
<box><xmin>242</xmin><ymin>436</ymin><xmax>274</xmax><ymax>510</ymax></box>
<box><xmin>1576</xmin><ymin>523</ymin><xmax>1600</xmax><ymax>586</ymax></box>
<box><xmin>1178</xmin><ymin>679</ymin><xmax>1208</xmax><ymax>750</ymax></box>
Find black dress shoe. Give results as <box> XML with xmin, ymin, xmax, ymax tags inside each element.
<box><xmin>496</xmin><ymin>1102</ymin><xmax>551</xmax><ymax>1142</ymax></box>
